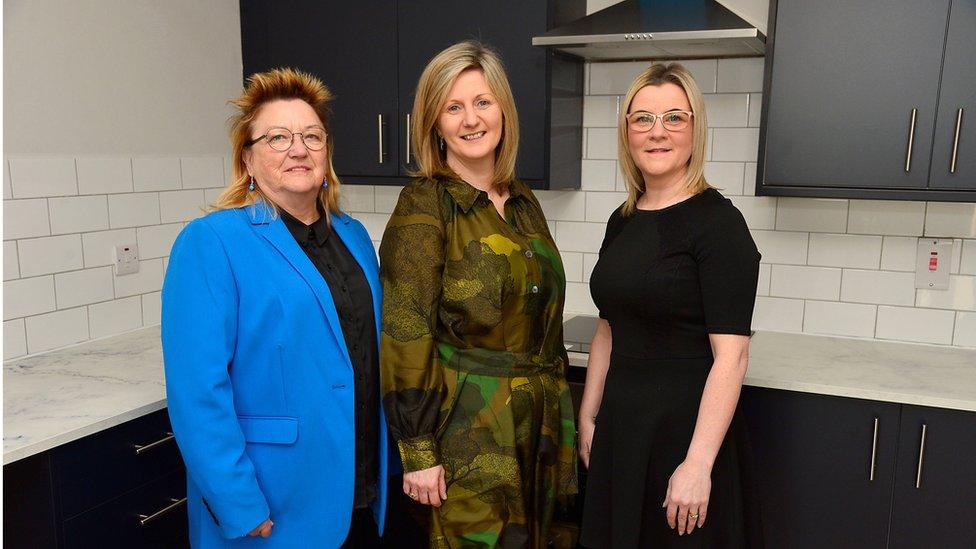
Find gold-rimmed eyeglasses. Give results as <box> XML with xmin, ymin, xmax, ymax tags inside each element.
<box><xmin>627</xmin><ymin>110</ymin><xmax>694</xmax><ymax>133</ymax></box>
<box><xmin>247</xmin><ymin>127</ymin><xmax>327</xmax><ymax>151</ymax></box>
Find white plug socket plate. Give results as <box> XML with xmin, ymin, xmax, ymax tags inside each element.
<box><xmin>115</xmin><ymin>244</ymin><xmax>140</xmax><ymax>276</ymax></box>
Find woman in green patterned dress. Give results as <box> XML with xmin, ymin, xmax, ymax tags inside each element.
<box><xmin>378</xmin><ymin>41</ymin><xmax>577</xmax><ymax>548</ymax></box>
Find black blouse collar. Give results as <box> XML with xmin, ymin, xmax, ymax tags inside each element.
<box><xmin>279</xmin><ymin>207</ymin><xmax>330</xmax><ymax>246</ymax></box>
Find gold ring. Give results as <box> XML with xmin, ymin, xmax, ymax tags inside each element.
<box><xmin>409</xmin><ymin>492</ymin><xmax>418</xmax><ymax>499</ymax></box>
<box><xmin>689</xmin><ymin>513</ymin><xmax>699</xmax><ymax>519</ymax></box>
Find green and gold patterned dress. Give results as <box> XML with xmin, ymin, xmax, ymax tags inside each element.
<box><xmin>379</xmin><ymin>176</ymin><xmax>577</xmax><ymax>548</ymax></box>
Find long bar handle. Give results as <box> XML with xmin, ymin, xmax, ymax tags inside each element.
<box><xmin>377</xmin><ymin>114</ymin><xmax>385</xmax><ymax>164</ymax></box>
<box><xmin>869</xmin><ymin>417</ymin><xmax>879</xmax><ymax>482</ymax></box>
<box><xmin>905</xmin><ymin>108</ymin><xmax>918</xmax><ymax>172</ymax></box>
<box><xmin>138</xmin><ymin>497</ymin><xmax>187</xmax><ymax>526</ymax></box>
<box><xmin>406</xmin><ymin>113</ymin><xmax>412</xmax><ymax>164</ymax></box>
<box><xmin>950</xmin><ymin>108</ymin><xmax>963</xmax><ymax>174</ymax></box>
<box><xmin>915</xmin><ymin>423</ymin><xmax>927</xmax><ymax>489</ymax></box>
<box><xmin>134</xmin><ymin>432</ymin><xmax>175</xmax><ymax>455</ymax></box>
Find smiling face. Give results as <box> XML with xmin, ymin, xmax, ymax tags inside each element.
<box><xmin>242</xmin><ymin>99</ymin><xmax>328</xmax><ymax>209</ymax></box>
<box><xmin>627</xmin><ymin>83</ymin><xmax>695</xmax><ymax>186</ymax></box>
<box><xmin>436</xmin><ymin>68</ymin><xmax>503</xmax><ymax>169</ymax></box>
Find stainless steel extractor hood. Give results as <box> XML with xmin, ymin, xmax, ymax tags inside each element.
<box><xmin>533</xmin><ymin>0</ymin><xmax>765</xmax><ymax>61</ymax></box>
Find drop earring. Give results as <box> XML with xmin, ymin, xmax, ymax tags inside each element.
<box><xmin>248</xmin><ymin>176</ymin><xmax>255</xmax><ymax>192</ymax></box>
<box><xmin>439</xmin><ymin>136</ymin><xmax>445</xmax><ymax>151</ymax></box>
<box><xmin>322</xmin><ymin>178</ymin><xmax>329</xmax><ymax>188</ymax></box>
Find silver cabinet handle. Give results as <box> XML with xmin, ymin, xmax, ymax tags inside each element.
<box><xmin>134</xmin><ymin>432</ymin><xmax>175</xmax><ymax>455</ymax></box>
<box><xmin>905</xmin><ymin>108</ymin><xmax>918</xmax><ymax>172</ymax></box>
<box><xmin>915</xmin><ymin>423</ymin><xmax>927</xmax><ymax>489</ymax></box>
<box><xmin>869</xmin><ymin>417</ymin><xmax>879</xmax><ymax>482</ymax></box>
<box><xmin>377</xmin><ymin>114</ymin><xmax>385</xmax><ymax>164</ymax></box>
<box><xmin>139</xmin><ymin>497</ymin><xmax>187</xmax><ymax>526</ymax></box>
<box><xmin>406</xmin><ymin>113</ymin><xmax>412</xmax><ymax>164</ymax></box>
<box><xmin>950</xmin><ymin>108</ymin><xmax>963</xmax><ymax>174</ymax></box>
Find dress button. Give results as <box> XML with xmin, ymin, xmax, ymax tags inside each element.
<box><xmin>530</xmin><ymin>285</ymin><xmax>539</xmax><ymax>294</ymax></box>
<box><xmin>524</xmin><ymin>250</ymin><xmax>534</xmax><ymax>258</ymax></box>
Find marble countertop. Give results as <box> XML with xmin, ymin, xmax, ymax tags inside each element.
<box><xmin>5</xmin><ymin>323</ymin><xmax>976</xmax><ymax>465</ymax></box>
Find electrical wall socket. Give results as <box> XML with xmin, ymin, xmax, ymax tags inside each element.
<box><xmin>114</xmin><ymin>244</ymin><xmax>140</xmax><ymax>276</ymax></box>
<box><xmin>915</xmin><ymin>238</ymin><xmax>952</xmax><ymax>290</ymax></box>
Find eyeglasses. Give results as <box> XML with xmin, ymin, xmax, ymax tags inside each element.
<box><xmin>626</xmin><ymin>110</ymin><xmax>694</xmax><ymax>132</ymax></box>
<box><xmin>248</xmin><ymin>128</ymin><xmax>327</xmax><ymax>152</ymax></box>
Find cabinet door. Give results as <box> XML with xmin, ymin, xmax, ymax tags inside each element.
<box><xmin>741</xmin><ymin>387</ymin><xmax>899</xmax><ymax>549</ymax></box>
<box><xmin>762</xmin><ymin>0</ymin><xmax>950</xmax><ymax>189</ymax></box>
<box><xmin>888</xmin><ymin>406</ymin><xmax>976</xmax><ymax>549</ymax></box>
<box><xmin>396</xmin><ymin>1</ymin><xmax>548</xmax><ymax>181</ymax></box>
<box><xmin>240</xmin><ymin>1</ymin><xmax>399</xmax><ymax>177</ymax></box>
<box><xmin>928</xmin><ymin>0</ymin><xmax>976</xmax><ymax>190</ymax></box>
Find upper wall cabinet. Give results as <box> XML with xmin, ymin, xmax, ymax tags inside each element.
<box><xmin>757</xmin><ymin>0</ymin><xmax>976</xmax><ymax>201</ymax></box>
<box><xmin>240</xmin><ymin>0</ymin><xmax>585</xmax><ymax>189</ymax></box>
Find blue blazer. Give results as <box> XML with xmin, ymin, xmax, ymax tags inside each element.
<box><xmin>161</xmin><ymin>203</ymin><xmax>388</xmax><ymax>548</ymax></box>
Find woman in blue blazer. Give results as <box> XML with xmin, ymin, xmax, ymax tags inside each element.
<box><xmin>162</xmin><ymin>68</ymin><xmax>388</xmax><ymax>547</ymax></box>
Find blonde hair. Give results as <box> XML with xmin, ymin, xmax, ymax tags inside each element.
<box><xmin>213</xmin><ymin>67</ymin><xmax>342</xmax><ymax>217</ymax></box>
<box><xmin>410</xmin><ymin>41</ymin><xmax>519</xmax><ymax>190</ymax></box>
<box><xmin>618</xmin><ymin>63</ymin><xmax>711</xmax><ymax>216</ymax></box>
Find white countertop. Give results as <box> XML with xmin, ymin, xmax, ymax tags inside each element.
<box><xmin>5</xmin><ymin>324</ymin><xmax>976</xmax><ymax>465</ymax></box>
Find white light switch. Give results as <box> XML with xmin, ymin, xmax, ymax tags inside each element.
<box><xmin>915</xmin><ymin>238</ymin><xmax>952</xmax><ymax>290</ymax></box>
<box><xmin>114</xmin><ymin>244</ymin><xmax>140</xmax><ymax>276</ymax></box>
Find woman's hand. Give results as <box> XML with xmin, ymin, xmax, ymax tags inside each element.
<box><xmin>248</xmin><ymin>518</ymin><xmax>273</xmax><ymax>538</ymax></box>
<box><xmin>403</xmin><ymin>465</ymin><xmax>448</xmax><ymax>507</ymax></box>
<box><xmin>578</xmin><ymin>416</ymin><xmax>596</xmax><ymax>469</ymax></box>
<box><xmin>662</xmin><ymin>459</ymin><xmax>711</xmax><ymax>535</ymax></box>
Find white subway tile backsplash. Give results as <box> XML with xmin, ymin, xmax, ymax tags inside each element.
<box><xmin>564</xmin><ymin>281</ymin><xmax>598</xmax><ymax>315</ymax></box>
<box><xmin>950</xmin><ymin>238</ymin><xmax>963</xmax><ymax>273</ymax></box>
<box><xmin>585</xmin><ymin>128</ymin><xmax>618</xmax><ymax>160</ymax></box>
<box><xmin>4</xmin><ymin>319</ymin><xmax>27</xmax><ymax>359</ymax></box>
<box><xmin>876</xmin><ymin>306</ymin><xmax>955</xmax><ymax>345</ymax></box>
<box><xmin>747</xmin><ymin>93</ymin><xmax>762</xmax><ymax>127</ymax></box>
<box><xmin>341</xmin><ymin>185</ymin><xmax>374</xmax><ymax>213</ymax></box>
<box><xmin>374</xmin><ymin>186</ymin><xmax>403</xmax><ymax>214</ymax></box>
<box><xmin>769</xmin><ymin>265</ymin><xmax>841</xmax><ymax>300</ymax></box>
<box><xmin>49</xmin><ymin>196</ymin><xmax>110</xmax><ymax>234</ymax></box>
<box><xmin>925</xmin><ymin>202</ymin><xmax>976</xmax><ymax>238</ymax></box>
<box><xmin>4</xmin><ymin>241</ymin><xmax>20</xmax><ymax>280</ymax></box>
<box><xmin>114</xmin><ymin>257</ymin><xmax>165</xmax><ymax>298</ymax></box>
<box><xmin>703</xmin><ymin>94</ymin><xmax>749</xmax><ymax>127</ymax></box>
<box><xmin>561</xmin><ymin>252</ymin><xmax>584</xmax><ymax>283</ymax></box>
<box><xmin>137</xmin><ymin>223</ymin><xmax>183</xmax><ymax>259</ymax></box>
<box><xmin>583</xmin><ymin>95</ymin><xmax>620</xmax><ymax>127</ymax></box>
<box><xmin>82</xmin><ymin>228</ymin><xmax>138</xmax><ymax>267</ymax></box>
<box><xmin>752</xmin><ymin>296</ymin><xmax>804</xmax><ymax>332</ymax></box>
<box><xmin>536</xmin><ymin>190</ymin><xmax>587</xmax><ymax>221</ymax></box>
<box><xmin>132</xmin><ymin>157</ymin><xmax>182</xmax><ymax>191</ymax></box>
<box><xmin>584</xmin><ymin>192</ymin><xmax>626</xmax><ymax>222</ymax></box>
<box><xmin>848</xmin><ymin>200</ymin><xmax>925</xmax><ymax>236</ymax></box>
<box><xmin>728</xmin><ymin>196</ymin><xmax>776</xmax><ymax>230</ymax></box>
<box><xmin>705</xmin><ymin>162</ymin><xmax>745</xmax><ymax>195</ymax></box>
<box><xmin>109</xmin><ymin>193</ymin><xmax>161</xmax><ymax>228</ymax></box>
<box><xmin>158</xmin><ymin>190</ymin><xmax>205</xmax><ymax>224</ymax></box>
<box><xmin>954</xmin><ymin>312</ymin><xmax>976</xmax><ymax>347</ymax></box>
<box><xmin>775</xmin><ymin>198</ymin><xmax>848</xmax><ymax>233</ymax></box>
<box><xmin>3</xmin><ymin>276</ymin><xmax>56</xmax><ymax>320</ymax></box>
<box><xmin>4</xmin><ymin>199</ymin><xmax>51</xmax><ymax>240</ymax></box>
<box><xmin>841</xmin><ymin>269</ymin><xmax>916</xmax><ymax>306</ymax></box>
<box><xmin>751</xmin><ymin>230</ymin><xmax>808</xmax><ymax>265</ymax></box>
<box><xmin>803</xmin><ymin>300</ymin><xmax>876</xmax><ymax>338</ymax></box>
<box><xmin>716</xmin><ymin>58</ymin><xmax>764</xmax><ymax>93</ymax></box>
<box><xmin>180</xmin><ymin>156</ymin><xmax>225</xmax><ymax>189</ymax></box>
<box><xmin>962</xmin><ymin>240</ymin><xmax>976</xmax><ymax>275</ymax></box>
<box><xmin>204</xmin><ymin>188</ymin><xmax>223</xmax><ymax>206</ymax></box>
<box><xmin>54</xmin><ymin>266</ymin><xmax>115</xmax><ymax>309</ymax></box>
<box><xmin>807</xmin><ymin>233</ymin><xmax>882</xmax><ymax>269</ymax></box>
<box><xmin>8</xmin><ymin>157</ymin><xmax>77</xmax><ymax>198</ymax></box>
<box><xmin>76</xmin><ymin>158</ymin><xmax>133</xmax><ymax>195</ymax></box>
<box><xmin>555</xmin><ymin>222</ymin><xmax>604</xmax><ymax>253</ymax></box>
<box><xmin>89</xmin><ymin>296</ymin><xmax>143</xmax><ymax>339</ymax></box>
<box><xmin>757</xmin><ymin>264</ymin><xmax>771</xmax><ymax>295</ymax></box>
<box><xmin>18</xmin><ymin>234</ymin><xmax>84</xmax><ymax>277</ymax></box>
<box><xmin>916</xmin><ymin>275</ymin><xmax>976</xmax><ymax>311</ymax></box>
<box><xmin>583</xmin><ymin>253</ymin><xmax>599</xmax><ymax>283</ymax></box>
<box><xmin>26</xmin><ymin>307</ymin><xmax>89</xmax><ymax>353</ymax></box>
<box><xmin>357</xmin><ymin>212</ymin><xmax>393</xmax><ymax>242</ymax></box>
<box><xmin>711</xmin><ymin>128</ymin><xmax>759</xmax><ymax>162</ymax></box>
<box><xmin>3</xmin><ymin>160</ymin><xmax>12</xmax><ymax>198</ymax></box>
<box><xmin>581</xmin><ymin>160</ymin><xmax>617</xmax><ymax>191</ymax></box>
<box><xmin>142</xmin><ymin>292</ymin><xmax>162</xmax><ymax>326</ymax></box>
<box><xmin>881</xmin><ymin>236</ymin><xmax>918</xmax><ymax>271</ymax></box>
<box><xmin>588</xmin><ymin>60</ymin><xmax>716</xmax><ymax>95</ymax></box>
<box><xmin>743</xmin><ymin>162</ymin><xmax>757</xmax><ymax>196</ymax></box>
<box><xmin>679</xmin><ymin>59</ymin><xmax>719</xmax><ymax>93</ymax></box>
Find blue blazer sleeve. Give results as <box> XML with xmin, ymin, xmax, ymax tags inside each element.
<box><xmin>161</xmin><ymin>219</ymin><xmax>270</xmax><ymax>538</ymax></box>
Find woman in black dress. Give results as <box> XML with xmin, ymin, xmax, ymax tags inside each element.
<box><xmin>578</xmin><ymin>63</ymin><xmax>762</xmax><ymax>548</ymax></box>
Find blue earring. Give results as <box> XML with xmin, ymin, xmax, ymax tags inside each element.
<box><xmin>322</xmin><ymin>178</ymin><xmax>329</xmax><ymax>188</ymax></box>
<box><xmin>248</xmin><ymin>176</ymin><xmax>255</xmax><ymax>192</ymax></box>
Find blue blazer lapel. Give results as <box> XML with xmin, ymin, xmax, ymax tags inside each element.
<box><xmin>331</xmin><ymin>213</ymin><xmax>382</xmax><ymax>345</ymax></box>
<box><xmin>245</xmin><ymin>203</ymin><xmax>353</xmax><ymax>370</ymax></box>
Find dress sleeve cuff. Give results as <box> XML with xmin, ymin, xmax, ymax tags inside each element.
<box><xmin>397</xmin><ymin>435</ymin><xmax>440</xmax><ymax>472</ymax></box>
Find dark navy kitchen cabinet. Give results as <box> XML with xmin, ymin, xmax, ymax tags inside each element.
<box><xmin>239</xmin><ymin>0</ymin><xmax>585</xmax><ymax>189</ymax></box>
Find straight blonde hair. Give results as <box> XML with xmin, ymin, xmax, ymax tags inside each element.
<box><xmin>618</xmin><ymin>63</ymin><xmax>710</xmax><ymax>217</ymax></box>
<box><xmin>213</xmin><ymin>68</ymin><xmax>342</xmax><ymax>218</ymax></box>
<box><xmin>410</xmin><ymin>41</ymin><xmax>520</xmax><ymax>190</ymax></box>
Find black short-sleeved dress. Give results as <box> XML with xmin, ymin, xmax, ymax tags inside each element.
<box><xmin>580</xmin><ymin>188</ymin><xmax>763</xmax><ymax>549</ymax></box>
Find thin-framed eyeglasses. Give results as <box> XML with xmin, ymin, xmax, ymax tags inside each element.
<box><xmin>626</xmin><ymin>110</ymin><xmax>694</xmax><ymax>133</ymax></box>
<box><xmin>247</xmin><ymin>127</ymin><xmax>327</xmax><ymax>151</ymax></box>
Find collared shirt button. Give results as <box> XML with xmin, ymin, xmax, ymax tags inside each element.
<box><xmin>524</xmin><ymin>250</ymin><xmax>534</xmax><ymax>258</ymax></box>
<box><xmin>530</xmin><ymin>285</ymin><xmax>539</xmax><ymax>294</ymax></box>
